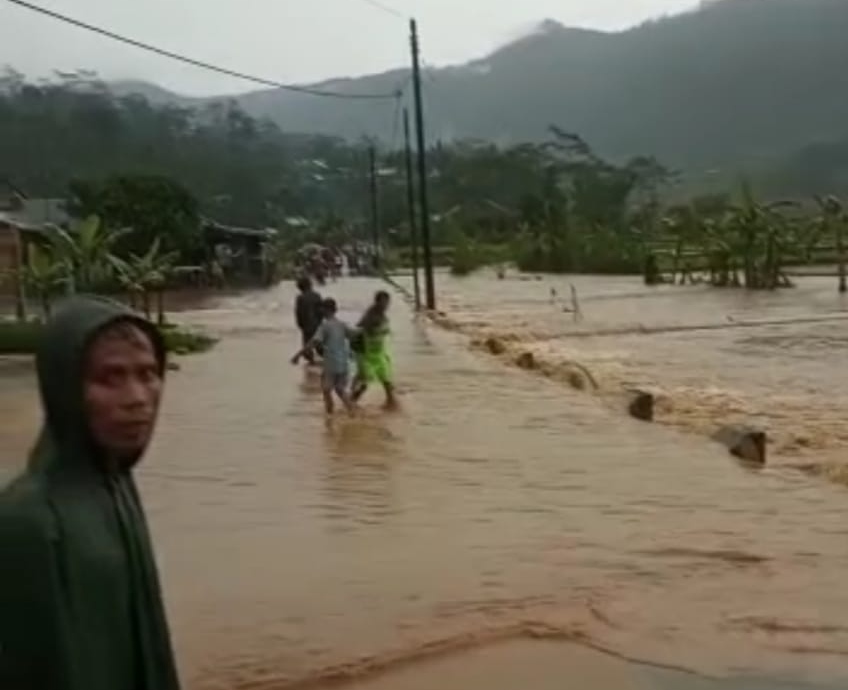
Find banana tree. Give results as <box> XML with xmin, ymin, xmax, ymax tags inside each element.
<box><xmin>22</xmin><ymin>243</ymin><xmax>69</xmax><ymax>319</ymax></box>
<box><xmin>813</xmin><ymin>195</ymin><xmax>846</xmax><ymax>293</ymax></box>
<box><xmin>661</xmin><ymin>204</ymin><xmax>705</xmax><ymax>285</ymax></box>
<box><xmin>110</xmin><ymin>237</ymin><xmax>178</xmax><ymax>324</ymax></box>
<box><xmin>47</xmin><ymin>215</ymin><xmax>129</xmax><ymax>293</ymax></box>
<box><xmin>723</xmin><ymin>184</ymin><xmax>796</xmax><ymax>289</ymax></box>
<box><xmin>701</xmin><ymin>217</ymin><xmax>738</xmax><ymax>287</ymax></box>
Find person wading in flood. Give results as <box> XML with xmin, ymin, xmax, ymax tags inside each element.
<box><xmin>291</xmin><ymin>297</ymin><xmax>356</xmax><ymax>416</ymax></box>
<box><xmin>351</xmin><ymin>290</ymin><xmax>398</xmax><ymax>410</ymax></box>
<box><xmin>0</xmin><ymin>297</ymin><xmax>181</xmax><ymax>690</ymax></box>
<box><xmin>294</xmin><ymin>276</ymin><xmax>324</xmax><ymax>365</ymax></box>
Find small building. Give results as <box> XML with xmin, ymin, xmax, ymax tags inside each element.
<box><xmin>0</xmin><ymin>213</ymin><xmax>49</xmax><ymax>318</ymax></box>
<box><xmin>0</xmin><ymin>180</ymin><xmax>70</xmax><ymax>228</ymax></box>
<box><xmin>0</xmin><ymin>182</ymin><xmax>69</xmax><ymax>307</ymax></box>
<box><xmin>201</xmin><ymin>218</ymin><xmax>278</xmax><ymax>286</ymax></box>
<box><xmin>0</xmin><ymin>213</ymin><xmax>27</xmax><ymax>301</ymax></box>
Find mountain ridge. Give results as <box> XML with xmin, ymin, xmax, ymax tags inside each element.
<box><xmin>107</xmin><ymin>0</ymin><xmax>848</xmax><ymax>176</ymax></box>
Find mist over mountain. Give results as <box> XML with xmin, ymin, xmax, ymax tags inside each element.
<box><xmin>99</xmin><ymin>0</ymin><xmax>848</xmax><ymax>182</ymax></box>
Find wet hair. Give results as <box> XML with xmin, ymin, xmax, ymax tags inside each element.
<box><xmin>296</xmin><ymin>276</ymin><xmax>312</xmax><ymax>292</ymax></box>
<box><xmin>322</xmin><ymin>297</ymin><xmax>337</xmax><ymax>315</ymax></box>
<box><xmin>359</xmin><ymin>293</ymin><xmax>390</xmax><ymax>334</ymax></box>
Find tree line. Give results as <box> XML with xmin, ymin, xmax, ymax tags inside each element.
<box><xmin>3</xmin><ymin>69</ymin><xmax>846</xmax><ymax>290</ymax></box>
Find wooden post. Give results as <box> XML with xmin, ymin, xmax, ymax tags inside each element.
<box><xmin>13</xmin><ymin>226</ymin><xmax>27</xmax><ymax>322</ymax></box>
<box><xmin>838</xmin><ymin>213</ymin><xmax>846</xmax><ymax>294</ymax></box>
<box><xmin>402</xmin><ymin>108</ymin><xmax>422</xmax><ymax>310</ymax></box>
<box><xmin>368</xmin><ymin>144</ymin><xmax>381</xmax><ymax>271</ymax></box>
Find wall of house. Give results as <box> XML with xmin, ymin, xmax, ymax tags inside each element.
<box><xmin>0</xmin><ymin>222</ymin><xmax>22</xmax><ymax>296</ymax></box>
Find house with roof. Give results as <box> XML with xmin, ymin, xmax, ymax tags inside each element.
<box><xmin>0</xmin><ymin>180</ymin><xmax>71</xmax><ymax>306</ymax></box>
<box><xmin>201</xmin><ymin>218</ymin><xmax>279</xmax><ymax>286</ymax></box>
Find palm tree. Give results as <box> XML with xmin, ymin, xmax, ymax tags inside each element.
<box><xmin>110</xmin><ymin>238</ymin><xmax>178</xmax><ymax>324</ymax></box>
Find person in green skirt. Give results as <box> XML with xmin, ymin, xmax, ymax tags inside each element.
<box><xmin>351</xmin><ymin>290</ymin><xmax>398</xmax><ymax>409</ymax></box>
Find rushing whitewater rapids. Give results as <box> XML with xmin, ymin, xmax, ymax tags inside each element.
<box><xmin>1</xmin><ymin>276</ymin><xmax>846</xmax><ymax>689</ymax></box>
<box><xmin>410</xmin><ymin>272</ymin><xmax>848</xmax><ymax>481</ymax></box>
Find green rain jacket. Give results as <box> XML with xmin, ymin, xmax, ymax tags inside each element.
<box><xmin>0</xmin><ymin>297</ymin><xmax>181</xmax><ymax>690</ymax></box>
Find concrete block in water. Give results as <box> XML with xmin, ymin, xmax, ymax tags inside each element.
<box><xmin>712</xmin><ymin>425</ymin><xmax>767</xmax><ymax>465</ymax></box>
<box><xmin>566</xmin><ymin>369</ymin><xmax>586</xmax><ymax>390</ymax></box>
<box><xmin>515</xmin><ymin>352</ymin><xmax>537</xmax><ymax>370</ymax></box>
<box><xmin>484</xmin><ymin>337</ymin><xmax>506</xmax><ymax>355</ymax></box>
<box><xmin>628</xmin><ymin>390</ymin><xmax>654</xmax><ymax>422</ymax></box>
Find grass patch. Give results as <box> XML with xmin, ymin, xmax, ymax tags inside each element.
<box><xmin>0</xmin><ymin>320</ymin><xmax>217</xmax><ymax>356</ymax></box>
<box><xmin>158</xmin><ymin>324</ymin><xmax>218</xmax><ymax>355</ymax></box>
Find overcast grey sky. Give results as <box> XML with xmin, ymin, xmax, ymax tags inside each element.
<box><xmin>1</xmin><ymin>0</ymin><xmax>699</xmax><ymax>95</ymax></box>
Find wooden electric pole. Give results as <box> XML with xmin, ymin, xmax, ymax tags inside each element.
<box><xmin>403</xmin><ymin>107</ymin><xmax>422</xmax><ymax>310</ymax></box>
<box><xmin>409</xmin><ymin>18</ymin><xmax>436</xmax><ymax>310</ymax></box>
<box><xmin>368</xmin><ymin>143</ymin><xmax>381</xmax><ymax>272</ymax></box>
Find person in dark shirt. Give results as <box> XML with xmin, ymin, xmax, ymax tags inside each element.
<box><xmin>294</xmin><ymin>276</ymin><xmax>324</xmax><ymax>365</ymax></box>
<box><xmin>291</xmin><ymin>298</ymin><xmax>357</xmax><ymax>416</ymax></box>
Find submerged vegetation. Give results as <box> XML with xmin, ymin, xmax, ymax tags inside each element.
<box><xmin>645</xmin><ymin>187</ymin><xmax>848</xmax><ymax>290</ymax></box>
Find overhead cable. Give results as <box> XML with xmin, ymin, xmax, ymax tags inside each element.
<box><xmin>2</xmin><ymin>0</ymin><xmax>401</xmax><ymax>99</ymax></box>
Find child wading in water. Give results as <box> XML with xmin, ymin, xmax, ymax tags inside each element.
<box><xmin>351</xmin><ymin>290</ymin><xmax>397</xmax><ymax>410</ymax></box>
<box><xmin>291</xmin><ymin>298</ymin><xmax>357</xmax><ymax>416</ymax></box>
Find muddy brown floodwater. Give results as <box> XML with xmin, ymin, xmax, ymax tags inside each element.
<box><xmin>1</xmin><ymin>276</ymin><xmax>848</xmax><ymax>690</ymax></box>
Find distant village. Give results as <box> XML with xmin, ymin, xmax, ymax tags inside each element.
<box><xmin>0</xmin><ymin>178</ymin><xmax>381</xmax><ymax>309</ymax></box>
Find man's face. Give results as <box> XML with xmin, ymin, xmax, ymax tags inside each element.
<box><xmin>83</xmin><ymin>322</ymin><xmax>163</xmax><ymax>459</ymax></box>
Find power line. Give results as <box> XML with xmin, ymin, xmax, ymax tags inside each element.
<box><xmin>3</xmin><ymin>0</ymin><xmax>401</xmax><ymax>100</ymax></box>
<box><xmin>356</xmin><ymin>0</ymin><xmax>407</xmax><ymax>20</ymax></box>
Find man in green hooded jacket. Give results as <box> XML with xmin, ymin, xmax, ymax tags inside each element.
<box><xmin>0</xmin><ymin>296</ymin><xmax>181</xmax><ymax>690</ymax></box>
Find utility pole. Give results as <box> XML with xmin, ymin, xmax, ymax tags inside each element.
<box><xmin>367</xmin><ymin>143</ymin><xmax>381</xmax><ymax>272</ymax></box>
<box><xmin>837</xmin><ymin>212</ymin><xmax>847</xmax><ymax>294</ymax></box>
<box><xmin>409</xmin><ymin>18</ymin><xmax>436</xmax><ymax>310</ymax></box>
<box><xmin>402</xmin><ymin>107</ymin><xmax>422</xmax><ymax>310</ymax></box>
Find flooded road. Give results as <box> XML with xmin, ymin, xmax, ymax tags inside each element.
<box><xmin>1</xmin><ymin>276</ymin><xmax>847</xmax><ymax>689</ymax></box>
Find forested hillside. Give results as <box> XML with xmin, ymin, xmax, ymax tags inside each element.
<box><xmin>108</xmin><ymin>0</ymin><xmax>848</xmax><ymax>176</ymax></box>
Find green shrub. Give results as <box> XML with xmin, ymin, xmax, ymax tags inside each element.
<box><xmin>451</xmin><ymin>237</ymin><xmax>510</xmax><ymax>276</ymax></box>
<box><xmin>0</xmin><ymin>321</ymin><xmax>41</xmax><ymax>355</ymax></box>
<box><xmin>0</xmin><ymin>320</ymin><xmax>217</xmax><ymax>356</ymax></box>
<box><xmin>159</xmin><ymin>327</ymin><xmax>217</xmax><ymax>355</ymax></box>
<box><xmin>513</xmin><ymin>231</ymin><xmax>643</xmax><ymax>275</ymax></box>
<box><xmin>450</xmin><ymin>238</ymin><xmax>483</xmax><ymax>276</ymax></box>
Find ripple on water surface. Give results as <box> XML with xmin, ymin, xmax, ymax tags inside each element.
<box><xmin>1</xmin><ymin>278</ymin><xmax>847</xmax><ymax>689</ymax></box>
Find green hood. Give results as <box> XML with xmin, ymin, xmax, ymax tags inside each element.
<box><xmin>30</xmin><ymin>295</ymin><xmax>167</xmax><ymax>475</ymax></box>
<box><xmin>0</xmin><ymin>296</ymin><xmax>181</xmax><ymax>690</ymax></box>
